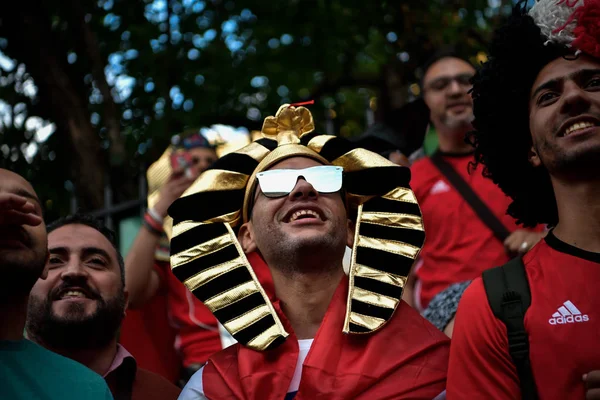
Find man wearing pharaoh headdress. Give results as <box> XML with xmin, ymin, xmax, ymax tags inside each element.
<box><xmin>171</xmin><ymin>104</ymin><xmax>449</xmax><ymax>399</ymax></box>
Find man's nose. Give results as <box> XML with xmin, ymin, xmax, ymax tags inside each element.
<box><xmin>60</xmin><ymin>259</ymin><xmax>88</xmax><ymax>280</ymax></box>
<box><xmin>447</xmin><ymin>79</ymin><xmax>467</xmax><ymax>97</ymax></box>
<box><xmin>289</xmin><ymin>177</ymin><xmax>318</xmax><ymax>200</ymax></box>
<box><xmin>560</xmin><ymin>80</ymin><xmax>592</xmax><ymax>116</ymax></box>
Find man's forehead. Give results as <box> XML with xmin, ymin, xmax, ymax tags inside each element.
<box><xmin>267</xmin><ymin>156</ymin><xmax>325</xmax><ymax>171</ymax></box>
<box><xmin>424</xmin><ymin>57</ymin><xmax>475</xmax><ymax>83</ymax></box>
<box><xmin>532</xmin><ymin>56</ymin><xmax>600</xmax><ymax>92</ymax></box>
<box><xmin>49</xmin><ymin>224</ymin><xmax>114</xmax><ymax>254</ymax></box>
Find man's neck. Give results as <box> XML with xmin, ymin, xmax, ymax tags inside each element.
<box><xmin>435</xmin><ymin>125</ymin><xmax>473</xmax><ymax>154</ymax></box>
<box><xmin>552</xmin><ymin>177</ymin><xmax>600</xmax><ymax>253</ymax></box>
<box><xmin>269</xmin><ymin>264</ymin><xmax>344</xmax><ymax>340</ymax></box>
<box><xmin>0</xmin><ymin>295</ymin><xmax>28</xmax><ymax>341</ymax></box>
<box><xmin>43</xmin><ymin>339</ymin><xmax>119</xmax><ymax>377</ymax></box>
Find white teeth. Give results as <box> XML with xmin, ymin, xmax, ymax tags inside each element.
<box><xmin>564</xmin><ymin>121</ymin><xmax>595</xmax><ymax>136</ymax></box>
<box><xmin>61</xmin><ymin>290</ymin><xmax>86</xmax><ymax>299</ymax></box>
<box><xmin>290</xmin><ymin>209</ymin><xmax>320</xmax><ymax>222</ymax></box>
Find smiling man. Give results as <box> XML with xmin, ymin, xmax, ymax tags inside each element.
<box><xmin>405</xmin><ymin>50</ymin><xmax>545</xmax><ymax>314</ymax></box>
<box><xmin>26</xmin><ymin>214</ymin><xmax>180</xmax><ymax>400</ymax></box>
<box><xmin>0</xmin><ymin>169</ymin><xmax>113</xmax><ymax>400</ymax></box>
<box><xmin>169</xmin><ymin>104</ymin><xmax>450</xmax><ymax>399</ymax></box>
<box><xmin>447</xmin><ymin>1</ymin><xmax>600</xmax><ymax>399</ymax></box>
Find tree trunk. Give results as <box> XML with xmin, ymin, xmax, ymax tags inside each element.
<box><xmin>66</xmin><ymin>0</ymin><xmax>126</xmax><ymax>167</ymax></box>
<box><xmin>1</xmin><ymin>4</ymin><xmax>106</xmax><ymax>209</ymax></box>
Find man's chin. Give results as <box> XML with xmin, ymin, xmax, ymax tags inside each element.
<box><xmin>443</xmin><ymin>113</ymin><xmax>474</xmax><ymax>129</ymax></box>
<box><xmin>52</xmin><ymin>301</ymin><xmax>97</xmax><ymax>318</ymax></box>
<box><xmin>549</xmin><ymin>141</ymin><xmax>600</xmax><ymax>175</ymax></box>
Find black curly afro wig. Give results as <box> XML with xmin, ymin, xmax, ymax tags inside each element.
<box><xmin>467</xmin><ymin>1</ymin><xmax>573</xmax><ymax>228</ymax></box>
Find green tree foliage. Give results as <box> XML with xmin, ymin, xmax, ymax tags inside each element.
<box><xmin>0</xmin><ymin>0</ymin><xmax>515</xmax><ymax>220</ymax></box>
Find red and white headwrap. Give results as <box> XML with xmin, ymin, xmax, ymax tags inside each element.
<box><xmin>529</xmin><ymin>0</ymin><xmax>600</xmax><ymax>58</ymax></box>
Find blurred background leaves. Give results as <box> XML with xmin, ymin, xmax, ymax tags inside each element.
<box><xmin>0</xmin><ymin>0</ymin><xmax>520</xmax><ymax>220</ymax></box>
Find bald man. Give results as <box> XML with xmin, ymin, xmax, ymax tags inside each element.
<box><xmin>0</xmin><ymin>169</ymin><xmax>113</xmax><ymax>400</ymax></box>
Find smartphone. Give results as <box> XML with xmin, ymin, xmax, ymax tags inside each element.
<box><xmin>170</xmin><ymin>151</ymin><xmax>194</xmax><ymax>179</ymax></box>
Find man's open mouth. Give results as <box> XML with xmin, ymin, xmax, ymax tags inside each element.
<box><xmin>557</xmin><ymin>116</ymin><xmax>600</xmax><ymax>137</ymax></box>
<box><xmin>562</xmin><ymin>121</ymin><xmax>598</xmax><ymax>137</ymax></box>
<box><xmin>56</xmin><ymin>287</ymin><xmax>94</xmax><ymax>300</ymax></box>
<box><xmin>289</xmin><ymin>209</ymin><xmax>321</xmax><ymax>222</ymax></box>
<box><xmin>284</xmin><ymin>206</ymin><xmax>325</xmax><ymax>223</ymax></box>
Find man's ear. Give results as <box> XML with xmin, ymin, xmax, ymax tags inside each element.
<box><xmin>528</xmin><ymin>144</ymin><xmax>542</xmax><ymax>168</ymax></box>
<box><xmin>39</xmin><ymin>250</ymin><xmax>50</xmax><ymax>280</ymax></box>
<box><xmin>346</xmin><ymin>219</ymin><xmax>355</xmax><ymax>248</ymax></box>
<box><xmin>238</xmin><ymin>222</ymin><xmax>257</xmax><ymax>254</ymax></box>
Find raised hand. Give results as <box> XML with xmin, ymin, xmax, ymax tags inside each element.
<box><xmin>0</xmin><ymin>193</ymin><xmax>42</xmax><ymax>227</ymax></box>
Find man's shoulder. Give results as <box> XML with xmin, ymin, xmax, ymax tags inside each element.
<box><xmin>372</xmin><ymin>301</ymin><xmax>450</xmax><ymax>375</ymax></box>
<box><xmin>11</xmin><ymin>340</ymin><xmax>113</xmax><ymax>398</ymax></box>
<box><xmin>392</xmin><ymin>301</ymin><xmax>451</xmax><ymax>344</ymax></box>
<box><xmin>24</xmin><ymin>340</ymin><xmax>103</xmax><ymax>376</ymax></box>
<box><xmin>135</xmin><ymin>367</ymin><xmax>181</xmax><ymax>399</ymax></box>
<box><xmin>409</xmin><ymin>157</ymin><xmax>443</xmax><ymax>197</ymax></box>
<box><xmin>409</xmin><ymin>157</ymin><xmax>437</xmax><ymax>179</ymax></box>
<box><xmin>452</xmin><ymin>277</ymin><xmax>506</xmax><ymax>340</ymax></box>
<box><xmin>207</xmin><ymin>341</ymin><xmax>240</xmax><ymax>364</ymax></box>
<box><xmin>454</xmin><ymin>277</ymin><xmax>489</xmax><ymax>315</ymax></box>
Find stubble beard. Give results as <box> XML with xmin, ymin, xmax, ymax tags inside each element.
<box><xmin>440</xmin><ymin>111</ymin><xmax>473</xmax><ymax>132</ymax></box>
<box><xmin>259</xmin><ymin>224</ymin><xmax>346</xmax><ymax>274</ymax></box>
<box><xmin>536</xmin><ymin>136</ymin><xmax>600</xmax><ymax>178</ymax></box>
<box><xmin>26</xmin><ymin>290</ymin><xmax>126</xmax><ymax>350</ymax></box>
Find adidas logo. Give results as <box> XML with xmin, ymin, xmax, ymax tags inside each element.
<box><xmin>548</xmin><ymin>300</ymin><xmax>589</xmax><ymax>325</ymax></box>
<box><xmin>430</xmin><ymin>180</ymin><xmax>451</xmax><ymax>195</ymax></box>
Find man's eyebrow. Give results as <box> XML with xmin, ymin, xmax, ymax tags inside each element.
<box><xmin>531</xmin><ymin>78</ymin><xmax>561</xmax><ymax>101</ymax></box>
<box><xmin>81</xmin><ymin>247</ymin><xmax>113</xmax><ymax>261</ymax></box>
<box><xmin>531</xmin><ymin>68</ymin><xmax>600</xmax><ymax>100</ymax></box>
<box><xmin>578</xmin><ymin>68</ymin><xmax>600</xmax><ymax>81</ymax></box>
<box><xmin>48</xmin><ymin>246</ymin><xmax>68</xmax><ymax>254</ymax></box>
<box><xmin>48</xmin><ymin>246</ymin><xmax>112</xmax><ymax>260</ymax></box>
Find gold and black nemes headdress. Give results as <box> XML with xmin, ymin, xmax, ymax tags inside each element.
<box><xmin>168</xmin><ymin>104</ymin><xmax>426</xmax><ymax>351</ymax></box>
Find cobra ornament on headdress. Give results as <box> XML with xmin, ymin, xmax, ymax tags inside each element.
<box><xmin>529</xmin><ymin>0</ymin><xmax>600</xmax><ymax>58</ymax></box>
<box><xmin>168</xmin><ymin>104</ymin><xmax>425</xmax><ymax>351</ymax></box>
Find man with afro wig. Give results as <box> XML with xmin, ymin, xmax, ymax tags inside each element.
<box><xmin>447</xmin><ymin>1</ymin><xmax>600</xmax><ymax>399</ymax></box>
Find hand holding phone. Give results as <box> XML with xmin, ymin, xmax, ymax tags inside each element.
<box><xmin>171</xmin><ymin>151</ymin><xmax>194</xmax><ymax>179</ymax></box>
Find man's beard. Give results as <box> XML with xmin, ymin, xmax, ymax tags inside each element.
<box><xmin>26</xmin><ymin>289</ymin><xmax>126</xmax><ymax>350</ymax></box>
<box><xmin>440</xmin><ymin>111</ymin><xmax>473</xmax><ymax>131</ymax></box>
<box><xmin>257</xmin><ymin>222</ymin><xmax>347</xmax><ymax>274</ymax></box>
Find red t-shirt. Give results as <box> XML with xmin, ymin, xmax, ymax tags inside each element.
<box><xmin>410</xmin><ymin>153</ymin><xmax>524</xmax><ymax>309</ymax></box>
<box><xmin>447</xmin><ymin>232</ymin><xmax>600</xmax><ymax>399</ymax></box>
<box><xmin>154</xmin><ymin>261</ymin><xmax>223</xmax><ymax>367</ymax></box>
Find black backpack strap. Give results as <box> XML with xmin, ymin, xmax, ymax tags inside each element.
<box><xmin>482</xmin><ymin>257</ymin><xmax>537</xmax><ymax>400</ymax></box>
<box><xmin>430</xmin><ymin>152</ymin><xmax>511</xmax><ymax>243</ymax></box>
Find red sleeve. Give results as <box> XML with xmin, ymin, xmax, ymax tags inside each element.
<box><xmin>447</xmin><ymin>278</ymin><xmax>521</xmax><ymax>399</ymax></box>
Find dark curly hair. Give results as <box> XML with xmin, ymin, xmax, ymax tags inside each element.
<box><xmin>467</xmin><ymin>1</ymin><xmax>571</xmax><ymax>228</ymax></box>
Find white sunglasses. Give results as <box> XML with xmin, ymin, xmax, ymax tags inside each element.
<box><xmin>256</xmin><ymin>166</ymin><xmax>344</xmax><ymax>198</ymax></box>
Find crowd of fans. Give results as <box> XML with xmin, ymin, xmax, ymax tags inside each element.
<box><xmin>1</xmin><ymin>1</ymin><xmax>600</xmax><ymax>399</ymax></box>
